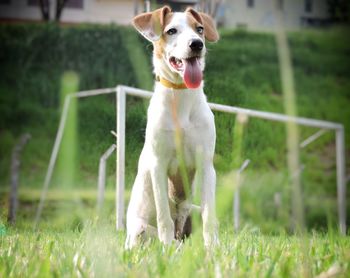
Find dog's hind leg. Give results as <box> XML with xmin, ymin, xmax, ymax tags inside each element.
<box><xmin>181</xmin><ymin>215</ymin><xmax>192</xmax><ymax>239</ymax></box>
<box><xmin>174</xmin><ymin>200</ymin><xmax>192</xmax><ymax>240</ymax></box>
<box><xmin>175</xmin><ymin>215</ymin><xmax>192</xmax><ymax>240</ymax></box>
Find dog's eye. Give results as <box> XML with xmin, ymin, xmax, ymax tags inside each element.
<box><xmin>196</xmin><ymin>26</ymin><xmax>204</xmax><ymax>34</ymax></box>
<box><xmin>166</xmin><ymin>28</ymin><xmax>177</xmax><ymax>35</ymax></box>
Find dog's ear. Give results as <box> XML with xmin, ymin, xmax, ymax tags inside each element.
<box><xmin>132</xmin><ymin>6</ymin><xmax>172</xmax><ymax>42</ymax></box>
<box><xmin>199</xmin><ymin>12</ymin><xmax>220</xmax><ymax>42</ymax></box>
<box><xmin>186</xmin><ymin>8</ymin><xmax>219</xmax><ymax>42</ymax></box>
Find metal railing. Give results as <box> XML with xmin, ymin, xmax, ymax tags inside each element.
<box><xmin>34</xmin><ymin>85</ymin><xmax>347</xmax><ymax>235</ymax></box>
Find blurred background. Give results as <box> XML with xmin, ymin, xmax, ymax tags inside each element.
<box><xmin>0</xmin><ymin>0</ymin><xmax>349</xmax><ymax>233</ymax></box>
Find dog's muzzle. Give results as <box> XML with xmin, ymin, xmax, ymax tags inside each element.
<box><xmin>189</xmin><ymin>39</ymin><xmax>204</xmax><ymax>52</ymax></box>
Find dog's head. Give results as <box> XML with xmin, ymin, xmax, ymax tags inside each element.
<box><xmin>132</xmin><ymin>6</ymin><xmax>219</xmax><ymax>89</ymax></box>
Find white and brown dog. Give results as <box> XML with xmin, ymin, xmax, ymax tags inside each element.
<box><xmin>125</xmin><ymin>6</ymin><xmax>219</xmax><ymax>249</ymax></box>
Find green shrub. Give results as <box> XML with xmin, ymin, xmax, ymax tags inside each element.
<box><xmin>0</xmin><ymin>23</ymin><xmax>145</xmax><ymax>188</ymax></box>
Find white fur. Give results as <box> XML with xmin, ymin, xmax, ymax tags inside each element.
<box><xmin>125</xmin><ymin>11</ymin><xmax>218</xmax><ymax>249</ymax></box>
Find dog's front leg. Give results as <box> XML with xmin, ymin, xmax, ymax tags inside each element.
<box><xmin>150</xmin><ymin>162</ymin><xmax>175</xmax><ymax>244</ymax></box>
<box><xmin>201</xmin><ymin>162</ymin><xmax>219</xmax><ymax>247</ymax></box>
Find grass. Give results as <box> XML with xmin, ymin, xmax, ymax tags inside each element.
<box><xmin>0</xmin><ymin>220</ymin><xmax>349</xmax><ymax>277</ymax></box>
<box><xmin>0</xmin><ymin>24</ymin><xmax>350</xmax><ymax>277</ymax></box>
<box><xmin>0</xmin><ymin>186</ymin><xmax>349</xmax><ymax>277</ymax></box>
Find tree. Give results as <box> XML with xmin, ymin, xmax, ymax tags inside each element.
<box><xmin>55</xmin><ymin>0</ymin><xmax>69</xmax><ymax>21</ymax></box>
<box><xmin>327</xmin><ymin>0</ymin><xmax>349</xmax><ymax>23</ymax></box>
<box><xmin>39</xmin><ymin>0</ymin><xmax>50</xmax><ymax>21</ymax></box>
<box><xmin>39</xmin><ymin>0</ymin><xmax>69</xmax><ymax>22</ymax></box>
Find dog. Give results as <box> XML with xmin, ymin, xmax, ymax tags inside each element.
<box><xmin>125</xmin><ymin>5</ymin><xmax>219</xmax><ymax>249</ymax></box>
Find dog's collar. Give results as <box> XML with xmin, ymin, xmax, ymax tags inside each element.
<box><xmin>156</xmin><ymin>76</ymin><xmax>188</xmax><ymax>90</ymax></box>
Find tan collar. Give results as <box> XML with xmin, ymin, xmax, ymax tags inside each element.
<box><xmin>156</xmin><ymin>76</ymin><xmax>188</xmax><ymax>90</ymax></box>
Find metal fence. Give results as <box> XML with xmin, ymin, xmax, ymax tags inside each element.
<box><xmin>34</xmin><ymin>85</ymin><xmax>347</xmax><ymax>234</ymax></box>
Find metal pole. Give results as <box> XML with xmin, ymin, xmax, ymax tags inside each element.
<box><xmin>119</xmin><ymin>85</ymin><xmax>342</xmax><ymax>130</ymax></box>
<box><xmin>300</xmin><ymin>129</ymin><xmax>327</xmax><ymax>149</ymax></box>
<box><xmin>233</xmin><ymin>159</ymin><xmax>250</xmax><ymax>231</ymax></box>
<box><xmin>336</xmin><ymin>127</ymin><xmax>346</xmax><ymax>235</ymax></box>
<box><xmin>8</xmin><ymin>133</ymin><xmax>31</xmax><ymax>225</ymax></box>
<box><xmin>97</xmin><ymin>144</ymin><xmax>116</xmax><ymax>212</ymax></box>
<box><xmin>233</xmin><ymin>186</ymin><xmax>240</xmax><ymax>231</ymax></box>
<box><xmin>34</xmin><ymin>95</ymin><xmax>72</xmax><ymax>228</ymax></box>
<box><xmin>98</xmin><ymin>159</ymin><xmax>106</xmax><ymax>212</ymax></box>
<box><xmin>116</xmin><ymin>86</ymin><xmax>126</xmax><ymax>230</ymax></box>
<box><xmin>144</xmin><ymin>0</ymin><xmax>150</xmax><ymax>12</ymax></box>
<box><xmin>133</xmin><ymin>0</ymin><xmax>139</xmax><ymax>16</ymax></box>
<box><xmin>73</xmin><ymin>88</ymin><xmax>115</xmax><ymax>98</ymax></box>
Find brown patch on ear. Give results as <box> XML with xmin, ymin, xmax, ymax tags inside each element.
<box><xmin>186</xmin><ymin>10</ymin><xmax>204</xmax><ymax>38</ymax></box>
<box><xmin>185</xmin><ymin>7</ymin><xmax>203</xmax><ymax>25</ymax></box>
<box><xmin>185</xmin><ymin>7</ymin><xmax>219</xmax><ymax>42</ymax></box>
<box><xmin>154</xmin><ymin>37</ymin><xmax>166</xmax><ymax>59</ymax></box>
<box><xmin>199</xmin><ymin>12</ymin><xmax>219</xmax><ymax>42</ymax></box>
<box><xmin>163</xmin><ymin>10</ymin><xmax>174</xmax><ymax>28</ymax></box>
<box><xmin>153</xmin><ymin>11</ymin><xmax>174</xmax><ymax>59</ymax></box>
<box><xmin>132</xmin><ymin>6</ymin><xmax>172</xmax><ymax>41</ymax></box>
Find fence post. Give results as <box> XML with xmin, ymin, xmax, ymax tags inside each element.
<box><xmin>97</xmin><ymin>144</ymin><xmax>116</xmax><ymax>212</ymax></box>
<box><xmin>8</xmin><ymin>133</ymin><xmax>31</xmax><ymax>224</ymax></box>
<box><xmin>233</xmin><ymin>159</ymin><xmax>250</xmax><ymax>231</ymax></box>
<box><xmin>336</xmin><ymin>127</ymin><xmax>346</xmax><ymax>235</ymax></box>
<box><xmin>116</xmin><ymin>86</ymin><xmax>126</xmax><ymax>230</ymax></box>
<box><xmin>233</xmin><ymin>184</ymin><xmax>240</xmax><ymax>231</ymax></box>
<box><xmin>34</xmin><ymin>95</ymin><xmax>72</xmax><ymax>228</ymax></box>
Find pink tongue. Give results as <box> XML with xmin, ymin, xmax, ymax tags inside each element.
<box><xmin>183</xmin><ymin>57</ymin><xmax>202</xmax><ymax>89</ymax></box>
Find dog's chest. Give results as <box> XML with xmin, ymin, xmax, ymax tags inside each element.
<box><xmin>146</xmin><ymin>90</ymin><xmax>214</xmax><ymax>174</ymax></box>
<box><xmin>167</xmin><ymin>127</ymin><xmax>199</xmax><ymax>175</ymax></box>
<box><xmin>156</xmin><ymin>115</ymin><xmax>206</xmax><ymax>174</ymax></box>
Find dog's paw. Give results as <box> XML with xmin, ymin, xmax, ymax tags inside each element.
<box><xmin>125</xmin><ymin>230</ymin><xmax>145</xmax><ymax>250</ymax></box>
<box><xmin>125</xmin><ymin>234</ymin><xmax>137</xmax><ymax>250</ymax></box>
<box><xmin>158</xmin><ymin>220</ymin><xmax>175</xmax><ymax>245</ymax></box>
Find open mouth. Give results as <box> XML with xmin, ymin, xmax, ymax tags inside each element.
<box><xmin>169</xmin><ymin>57</ymin><xmax>184</xmax><ymax>71</ymax></box>
<box><xmin>169</xmin><ymin>56</ymin><xmax>203</xmax><ymax>89</ymax></box>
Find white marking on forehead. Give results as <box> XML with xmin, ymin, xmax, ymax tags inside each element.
<box><xmin>165</xmin><ymin>12</ymin><xmax>189</xmax><ymax>29</ymax></box>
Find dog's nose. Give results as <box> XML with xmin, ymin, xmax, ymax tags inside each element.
<box><xmin>189</xmin><ymin>39</ymin><xmax>203</xmax><ymax>52</ymax></box>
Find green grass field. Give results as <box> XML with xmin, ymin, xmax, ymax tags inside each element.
<box><xmin>1</xmin><ymin>187</ymin><xmax>349</xmax><ymax>277</ymax></box>
<box><xmin>1</xmin><ymin>23</ymin><xmax>350</xmax><ymax>277</ymax></box>
<box><xmin>1</xmin><ymin>221</ymin><xmax>349</xmax><ymax>277</ymax></box>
